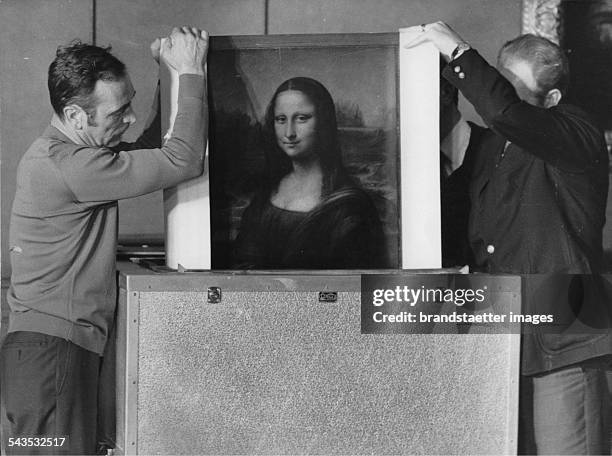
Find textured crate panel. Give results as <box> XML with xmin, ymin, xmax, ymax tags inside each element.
<box><xmin>114</xmin><ymin>288</ymin><xmax>129</xmax><ymax>453</ymax></box>
<box><xmin>132</xmin><ymin>290</ymin><xmax>518</xmax><ymax>454</ymax></box>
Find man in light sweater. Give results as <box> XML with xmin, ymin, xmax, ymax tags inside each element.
<box><xmin>1</xmin><ymin>26</ymin><xmax>208</xmax><ymax>455</ymax></box>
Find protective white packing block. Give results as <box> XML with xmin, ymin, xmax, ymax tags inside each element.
<box><xmin>160</xmin><ymin>39</ymin><xmax>211</xmax><ymax>270</ymax></box>
<box><xmin>399</xmin><ymin>28</ymin><xmax>441</xmax><ymax>269</ymax></box>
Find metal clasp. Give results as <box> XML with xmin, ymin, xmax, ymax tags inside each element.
<box><xmin>207</xmin><ymin>287</ymin><xmax>222</xmax><ymax>303</ymax></box>
<box><xmin>318</xmin><ymin>291</ymin><xmax>338</xmax><ymax>303</ymax></box>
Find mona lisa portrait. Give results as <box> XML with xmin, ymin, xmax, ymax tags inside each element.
<box><xmin>232</xmin><ymin>77</ymin><xmax>387</xmax><ymax>269</ymax></box>
<box><xmin>207</xmin><ymin>34</ymin><xmax>400</xmax><ymax>269</ymax></box>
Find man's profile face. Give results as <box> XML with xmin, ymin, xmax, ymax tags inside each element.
<box><xmin>83</xmin><ymin>76</ymin><xmax>136</xmax><ymax>147</ymax></box>
<box><xmin>498</xmin><ymin>58</ymin><xmax>544</xmax><ymax>107</ymax></box>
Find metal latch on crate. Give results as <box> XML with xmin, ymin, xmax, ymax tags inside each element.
<box><xmin>318</xmin><ymin>291</ymin><xmax>338</xmax><ymax>303</ymax></box>
<box><xmin>207</xmin><ymin>287</ymin><xmax>222</xmax><ymax>303</ymax></box>
<box><xmin>206</xmin><ymin>287</ymin><xmax>337</xmax><ymax>303</ymax></box>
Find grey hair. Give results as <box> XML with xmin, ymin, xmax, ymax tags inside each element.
<box><xmin>498</xmin><ymin>34</ymin><xmax>569</xmax><ymax>99</ymax></box>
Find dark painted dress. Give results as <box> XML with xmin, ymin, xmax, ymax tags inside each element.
<box><xmin>233</xmin><ymin>185</ymin><xmax>386</xmax><ymax>269</ymax></box>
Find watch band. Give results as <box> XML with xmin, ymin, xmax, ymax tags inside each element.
<box><xmin>451</xmin><ymin>42</ymin><xmax>471</xmax><ymax>61</ymax></box>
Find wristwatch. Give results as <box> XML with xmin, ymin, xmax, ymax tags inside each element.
<box><xmin>451</xmin><ymin>42</ymin><xmax>471</xmax><ymax>61</ymax></box>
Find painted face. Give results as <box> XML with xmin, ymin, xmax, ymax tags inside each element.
<box><xmin>82</xmin><ymin>76</ymin><xmax>136</xmax><ymax>147</ymax></box>
<box><xmin>273</xmin><ymin>90</ymin><xmax>317</xmax><ymax>161</ymax></box>
<box><xmin>498</xmin><ymin>58</ymin><xmax>543</xmax><ymax>107</ymax></box>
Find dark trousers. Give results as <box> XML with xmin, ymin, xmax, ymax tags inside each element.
<box><xmin>519</xmin><ymin>365</ymin><xmax>611</xmax><ymax>455</ymax></box>
<box><xmin>0</xmin><ymin>331</ymin><xmax>101</xmax><ymax>455</ymax></box>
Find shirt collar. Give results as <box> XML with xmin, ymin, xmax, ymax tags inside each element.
<box><xmin>49</xmin><ymin>114</ymin><xmax>83</xmax><ymax>145</ymax></box>
<box><xmin>440</xmin><ymin>117</ymin><xmax>471</xmax><ymax>175</ymax></box>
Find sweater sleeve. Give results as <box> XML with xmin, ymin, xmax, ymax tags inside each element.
<box><xmin>58</xmin><ymin>74</ymin><xmax>206</xmax><ymax>202</ymax></box>
<box><xmin>113</xmin><ymin>82</ymin><xmax>162</xmax><ymax>151</ymax></box>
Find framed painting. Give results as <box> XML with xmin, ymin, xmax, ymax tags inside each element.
<box><xmin>164</xmin><ymin>32</ymin><xmax>439</xmax><ymax>270</ymax></box>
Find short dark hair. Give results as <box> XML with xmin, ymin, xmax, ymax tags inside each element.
<box><xmin>498</xmin><ymin>34</ymin><xmax>570</xmax><ymax>99</ymax></box>
<box><xmin>48</xmin><ymin>40</ymin><xmax>126</xmax><ymax>118</ymax></box>
<box><xmin>263</xmin><ymin>77</ymin><xmax>347</xmax><ymax>196</ymax></box>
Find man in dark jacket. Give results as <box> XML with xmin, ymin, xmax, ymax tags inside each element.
<box><xmin>410</xmin><ymin>22</ymin><xmax>612</xmax><ymax>454</ymax></box>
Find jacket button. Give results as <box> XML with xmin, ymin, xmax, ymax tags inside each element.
<box><xmin>486</xmin><ymin>244</ymin><xmax>495</xmax><ymax>254</ymax></box>
<box><xmin>458</xmin><ymin>72</ymin><xmax>465</xmax><ymax>79</ymax></box>
<box><xmin>454</xmin><ymin>66</ymin><xmax>461</xmax><ymax>73</ymax></box>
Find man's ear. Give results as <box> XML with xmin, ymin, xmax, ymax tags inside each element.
<box><xmin>544</xmin><ymin>88</ymin><xmax>562</xmax><ymax>108</ymax></box>
<box><xmin>62</xmin><ymin>104</ymin><xmax>87</xmax><ymax>130</ymax></box>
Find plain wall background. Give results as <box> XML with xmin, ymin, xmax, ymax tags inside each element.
<box><xmin>0</xmin><ymin>0</ymin><xmax>95</xmax><ymax>279</ymax></box>
<box><xmin>0</xmin><ymin>0</ymin><xmax>523</xmax><ymax>279</ymax></box>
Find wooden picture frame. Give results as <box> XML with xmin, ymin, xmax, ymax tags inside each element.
<box><xmin>199</xmin><ymin>33</ymin><xmax>440</xmax><ymax>270</ymax></box>
<box><xmin>521</xmin><ymin>0</ymin><xmax>562</xmax><ymax>42</ymax></box>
